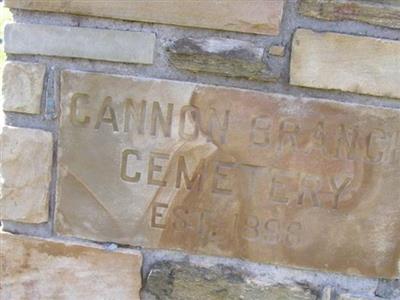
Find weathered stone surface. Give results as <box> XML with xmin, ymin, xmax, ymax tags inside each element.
<box><xmin>168</xmin><ymin>37</ymin><xmax>275</xmax><ymax>82</ymax></box>
<box><xmin>269</xmin><ymin>45</ymin><xmax>285</xmax><ymax>57</ymax></box>
<box><xmin>0</xmin><ymin>126</ymin><xmax>53</xmax><ymax>223</ymax></box>
<box><xmin>290</xmin><ymin>29</ymin><xmax>400</xmax><ymax>100</ymax></box>
<box><xmin>4</xmin><ymin>0</ymin><xmax>284</xmax><ymax>35</ymax></box>
<box><xmin>337</xmin><ymin>295</ymin><xmax>367</xmax><ymax>300</ymax></box>
<box><xmin>56</xmin><ymin>70</ymin><xmax>400</xmax><ymax>278</ymax></box>
<box><xmin>0</xmin><ymin>233</ymin><xmax>142</xmax><ymax>299</ymax></box>
<box><xmin>142</xmin><ymin>262</ymin><xmax>316</xmax><ymax>300</ymax></box>
<box><xmin>299</xmin><ymin>0</ymin><xmax>400</xmax><ymax>30</ymax></box>
<box><xmin>375</xmin><ymin>279</ymin><xmax>400</xmax><ymax>299</ymax></box>
<box><xmin>321</xmin><ymin>287</ymin><xmax>333</xmax><ymax>300</ymax></box>
<box><xmin>5</xmin><ymin>23</ymin><xmax>155</xmax><ymax>64</ymax></box>
<box><xmin>2</xmin><ymin>61</ymin><xmax>46</xmax><ymax>114</ymax></box>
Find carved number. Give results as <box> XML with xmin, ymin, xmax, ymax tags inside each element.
<box><xmin>240</xmin><ymin>215</ymin><xmax>302</xmax><ymax>247</ymax></box>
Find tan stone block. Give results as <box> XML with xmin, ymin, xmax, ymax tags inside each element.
<box><xmin>0</xmin><ymin>233</ymin><xmax>142</xmax><ymax>299</ymax></box>
<box><xmin>299</xmin><ymin>0</ymin><xmax>400</xmax><ymax>30</ymax></box>
<box><xmin>0</xmin><ymin>126</ymin><xmax>53</xmax><ymax>223</ymax></box>
<box><xmin>4</xmin><ymin>0</ymin><xmax>284</xmax><ymax>35</ymax></box>
<box><xmin>5</xmin><ymin>23</ymin><xmax>155</xmax><ymax>64</ymax></box>
<box><xmin>56</xmin><ymin>70</ymin><xmax>400</xmax><ymax>279</ymax></box>
<box><xmin>269</xmin><ymin>45</ymin><xmax>285</xmax><ymax>57</ymax></box>
<box><xmin>290</xmin><ymin>29</ymin><xmax>400</xmax><ymax>100</ymax></box>
<box><xmin>2</xmin><ymin>61</ymin><xmax>46</xmax><ymax>114</ymax></box>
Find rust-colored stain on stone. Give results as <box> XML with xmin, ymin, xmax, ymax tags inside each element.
<box><xmin>56</xmin><ymin>70</ymin><xmax>400</xmax><ymax>278</ymax></box>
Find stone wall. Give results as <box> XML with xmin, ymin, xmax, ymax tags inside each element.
<box><xmin>1</xmin><ymin>1</ymin><xmax>400</xmax><ymax>299</ymax></box>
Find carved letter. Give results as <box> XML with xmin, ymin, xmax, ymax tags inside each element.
<box><xmin>150</xmin><ymin>102</ymin><xmax>173</xmax><ymax>137</ymax></box>
<box><xmin>148</xmin><ymin>152</ymin><xmax>169</xmax><ymax>186</ymax></box>
<box><xmin>241</xmin><ymin>215</ymin><xmax>259</xmax><ymax>241</ymax></box>
<box><xmin>151</xmin><ymin>202</ymin><xmax>168</xmax><ymax>229</ymax></box>
<box><xmin>306</xmin><ymin>122</ymin><xmax>327</xmax><ymax>154</ymax></box>
<box><xmin>366</xmin><ymin>129</ymin><xmax>386</xmax><ymax>164</ymax></box>
<box><xmin>388</xmin><ymin>131</ymin><xmax>400</xmax><ymax>166</ymax></box>
<box><xmin>336</xmin><ymin>125</ymin><xmax>358</xmax><ymax>160</ymax></box>
<box><xmin>212</xmin><ymin>161</ymin><xmax>235</xmax><ymax>195</ymax></box>
<box><xmin>206</xmin><ymin>108</ymin><xmax>230</xmax><ymax>144</ymax></box>
<box><xmin>250</xmin><ymin>116</ymin><xmax>272</xmax><ymax>147</ymax></box>
<box><xmin>70</xmin><ymin>93</ymin><xmax>90</xmax><ymax>126</ymax></box>
<box><xmin>329</xmin><ymin>176</ymin><xmax>353</xmax><ymax>209</ymax></box>
<box><xmin>124</xmin><ymin>99</ymin><xmax>146</xmax><ymax>135</ymax></box>
<box><xmin>297</xmin><ymin>175</ymin><xmax>321</xmax><ymax>207</ymax></box>
<box><xmin>120</xmin><ymin>149</ymin><xmax>141</xmax><ymax>183</ymax></box>
<box><xmin>179</xmin><ymin>105</ymin><xmax>200</xmax><ymax>141</ymax></box>
<box><xmin>278</xmin><ymin>119</ymin><xmax>300</xmax><ymax>152</ymax></box>
<box><xmin>176</xmin><ymin>156</ymin><xmax>205</xmax><ymax>190</ymax></box>
<box><xmin>94</xmin><ymin>96</ymin><xmax>119</xmax><ymax>132</ymax></box>
<box><xmin>172</xmin><ymin>206</ymin><xmax>190</xmax><ymax>232</ymax></box>
<box><xmin>270</xmin><ymin>170</ymin><xmax>297</xmax><ymax>204</ymax></box>
<box><xmin>264</xmin><ymin>219</ymin><xmax>280</xmax><ymax>245</ymax></box>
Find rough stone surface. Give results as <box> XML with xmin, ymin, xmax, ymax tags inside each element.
<box><xmin>290</xmin><ymin>29</ymin><xmax>400</xmax><ymax>100</ymax></box>
<box><xmin>56</xmin><ymin>70</ymin><xmax>400</xmax><ymax>278</ymax></box>
<box><xmin>3</xmin><ymin>1</ymin><xmax>400</xmax><ymax>297</ymax></box>
<box><xmin>0</xmin><ymin>232</ymin><xmax>142</xmax><ymax>299</ymax></box>
<box><xmin>2</xmin><ymin>61</ymin><xmax>46</xmax><ymax>114</ymax></box>
<box><xmin>269</xmin><ymin>45</ymin><xmax>286</xmax><ymax>57</ymax></box>
<box><xmin>141</xmin><ymin>261</ymin><xmax>317</xmax><ymax>300</ymax></box>
<box><xmin>168</xmin><ymin>37</ymin><xmax>275</xmax><ymax>82</ymax></box>
<box><xmin>299</xmin><ymin>0</ymin><xmax>400</xmax><ymax>30</ymax></box>
<box><xmin>0</xmin><ymin>126</ymin><xmax>53</xmax><ymax>223</ymax></box>
<box><xmin>320</xmin><ymin>287</ymin><xmax>333</xmax><ymax>300</ymax></box>
<box><xmin>337</xmin><ymin>295</ymin><xmax>368</xmax><ymax>300</ymax></box>
<box><xmin>375</xmin><ymin>279</ymin><xmax>400</xmax><ymax>299</ymax></box>
<box><xmin>4</xmin><ymin>0</ymin><xmax>285</xmax><ymax>35</ymax></box>
<box><xmin>5</xmin><ymin>23</ymin><xmax>155</xmax><ymax>64</ymax></box>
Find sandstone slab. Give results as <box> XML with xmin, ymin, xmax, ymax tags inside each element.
<box><xmin>290</xmin><ymin>29</ymin><xmax>400</xmax><ymax>100</ymax></box>
<box><xmin>168</xmin><ymin>37</ymin><xmax>275</xmax><ymax>81</ymax></box>
<box><xmin>0</xmin><ymin>126</ymin><xmax>53</xmax><ymax>223</ymax></box>
<box><xmin>56</xmin><ymin>70</ymin><xmax>400</xmax><ymax>278</ymax></box>
<box><xmin>5</xmin><ymin>23</ymin><xmax>155</xmax><ymax>64</ymax></box>
<box><xmin>2</xmin><ymin>61</ymin><xmax>46</xmax><ymax>114</ymax></box>
<box><xmin>142</xmin><ymin>261</ymin><xmax>316</xmax><ymax>300</ymax></box>
<box><xmin>269</xmin><ymin>45</ymin><xmax>286</xmax><ymax>57</ymax></box>
<box><xmin>299</xmin><ymin>0</ymin><xmax>400</xmax><ymax>30</ymax></box>
<box><xmin>0</xmin><ymin>233</ymin><xmax>142</xmax><ymax>299</ymax></box>
<box><xmin>4</xmin><ymin>0</ymin><xmax>284</xmax><ymax>35</ymax></box>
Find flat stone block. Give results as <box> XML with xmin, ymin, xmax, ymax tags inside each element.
<box><xmin>168</xmin><ymin>37</ymin><xmax>275</xmax><ymax>81</ymax></box>
<box><xmin>5</xmin><ymin>23</ymin><xmax>155</xmax><ymax>64</ymax></box>
<box><xmin>0</xmin><ymin>233</ymin><xmax>142</xmax><ymax>299</ymax></box>
<box><xmin>0</xmin><ymin>126</ymin><xmax>53</xmax><ymax>223</ymax></box>
<box><xmin>299</xmin><ymin>0</ymin><xmax>400</xmax><ymax>30</ymax></box>
<box><xmin>290</xmin><ymin>29</ymin><xmax>400</xmax><ymax>100</ymax></box>
<box><xmin>2</xmin><ymin>61</ymin><xmax>46</xmax><ymax>114</ymax></box>
<box><xmin>56</xmin><ymin>70</ymin><xmax>400</xmax><ymax>279</ymax></box>
<box><xmin>142</xmin><ymin>262</ymin><xmax>316</xmax><ymax>300</ymax></box>
<box><xmin>4</xmin><ymin>0</ymin><xmax>284</xmax><ymax>35</ymax></box>
<box><xmin>269</xmin><ymin>45</ymin><xmax>285</xmax><ymax>57</ymax></box>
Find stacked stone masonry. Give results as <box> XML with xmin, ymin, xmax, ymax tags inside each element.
<box><xmin>1</xmin><ymin>0</ymin><xmax>399</xmax><ymax>299</ymax></box>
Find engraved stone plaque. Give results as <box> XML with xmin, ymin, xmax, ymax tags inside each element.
<box><xmin>56</xmin><ymin>70</ymin><xmax>400</xmax><ymax>278</ymax></box>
